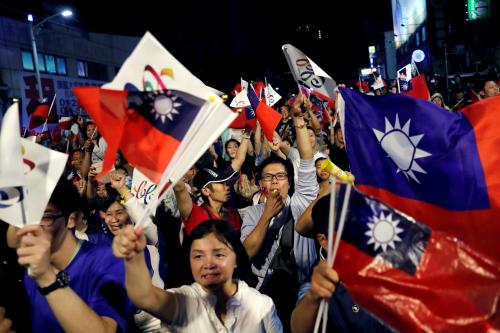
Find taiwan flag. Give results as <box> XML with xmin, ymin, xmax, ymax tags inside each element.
<box><xmin>313</xmin><ymin>186</ymin><xmax>500</xmax><ymax>332</ymax></box>
<box><xmin>401</xmin><ymin>74</ymin><xmax>430</xmax><ymax>100</ymax></box>
<box><xmin>336</xmin><ymin>88</ymin><xmax>500</xmax><ymax>328</ymax></box>
<box><xmin>74</xmin><ymin>32</ymin><xmax>237</xmax><ymax>185</ymax></box>
<box><xmin>28</xmin><ymin>96</ymin><xmax>55</xmax><ymax>130</ymax></box>
<box><xmin>246</xmin><ymin>86</ymin><xmax>281</xmax><ymax>142</ymax></box>
<box><xmin>74</xmin><ymin>87</ymin><xmax>206</xmax><ymax>183</ymax></box>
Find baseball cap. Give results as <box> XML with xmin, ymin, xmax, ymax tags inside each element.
<box><xmin>193</xmin><ymin>167</ymin><xmax>238</xmax><ymax>190</ymax></box>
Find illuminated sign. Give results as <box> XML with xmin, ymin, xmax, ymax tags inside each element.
<box><xmin>467</xmin><ymin>0</ymin><xmax>491</xmax><ymax>20</ymax></box>
<box><xmin>392</xmin><ymin>0</ymin><xmax>427</xmax><ymax>49</ymax></box>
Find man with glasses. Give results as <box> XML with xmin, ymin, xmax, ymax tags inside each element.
<box><xmin>6</xmin><ymin>178</ymin><xmax>134</xmax><ymax>333</ymax></box>
<box><xmin>240</xmin><ymin>94</ymin><xmax>319</xmax><ymax>331</ymax></box>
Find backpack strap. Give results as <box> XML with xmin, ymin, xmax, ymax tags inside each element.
<box><xmin>279</xmin><ymin>209</ymin><xmax>295</xmax><ymax>250</ymax></box>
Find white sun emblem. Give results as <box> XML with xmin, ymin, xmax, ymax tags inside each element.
<box><xmin>365</xmin><ymin>211</ymin><xmax>404</xmax><ymax>252</ymax></box>
<box><xmin>372</xmin><ymin>113</ymin><xmax>431</xmax><ymax>184</ymax></box>
<box><xmin>149</xmin><ymin>91</ymin><xmax>182</xmax><ymax>124</ymax></box>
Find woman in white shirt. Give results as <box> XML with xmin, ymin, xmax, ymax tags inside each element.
<box><xmin>113</xmin><ymin>219</ymin><xmax>283</xmax><ymax>333</ymax></box>
<box><xmin>82</xmin><ymin>121</ymin><xmax>107</xmax><ymax>163</ymax></box>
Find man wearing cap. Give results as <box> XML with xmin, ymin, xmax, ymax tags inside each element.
<box><xmin>173</xmin><ymin>135</ymin><xmax>250</xmax><ymax>235</ymax></box>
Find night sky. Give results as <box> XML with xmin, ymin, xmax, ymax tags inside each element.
<box><xmin>2</xmin><ymin>0</ymin><xmax>393</xmax><ymax>93</ymax></box>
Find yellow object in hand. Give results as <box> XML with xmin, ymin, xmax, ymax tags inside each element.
<box><xmin>320</xmin><ymin>159</ymin><xmax>355</xmax><ymax>184</ymax></box>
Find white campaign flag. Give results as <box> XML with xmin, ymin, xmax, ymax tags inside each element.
<box><xmin>0</xmin><ymin>103</ymin><xmax>26</xmax><ymax>226</ymax></box>
<box><xmin>16</xmin><ymin>138</ymin><xmax>68</xmax><ymax>226</ymax></box>
<box><xmin>0</xmin><ymin>103</ymin><xmax>24</xmax><ymax>187</ymax></box>
<box><xmin>131</xmin><ymin>168</ymin><xmax>158</xmax><ymax>206</ymax></box>
<box><xmin>0</xmin><ymin>104</ymin><xmax>67</xmax><ymax>227</ymax></box>
<box><xmin>282</xmin><ymin>44</ymin><xmax>337</xmax><ymax>101</ymax></box>
<box><xmin>264</xmin><ymin>84</ymin><xmax>281</xmax><ymax>107</ymax></box>
<box><xmin>101</xmin><ymin>32</ymin><xmax>237</xmax><ymax>221</ymax></box>
<box><xmin>241</xmin><ymin>78</ymin><xmax>249</xmax><ymax>91</ymax></box>
<box><xmin>371</xmin><ymin>76</ymin><xmax>385</xmax><ymax>90</ymax></box>
<box><xmin>103</xmin><ymin>31</ymin><xmax>237</xmax><ymax>180</ymax></box>
<box><xmin>230</xmin><ymin>88</ymin><xmax>251</xmax><ymax>108</ymax></box>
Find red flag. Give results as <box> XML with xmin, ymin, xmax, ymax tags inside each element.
<box><xmin>355</xmin><ymin>80</ymin><xmax>370</xmax><ymax>93</ymax></box>
<box><xmin>322</xmin><ymin>105</ymin><xmax>332</xmax><ymax>124</ymax></box>
<box><xmin>229</xmin><ymin>108</ymin><xmax>247</xmax><ymax>129</ymax></box>
<box><xmin>28</xmin><ymin>97</ymin><xmax>53</xmax><ymax>129</ymax></box>
<box><xmin>231</xmin><ymin>83</ymin><xmax>242</xmax><ymax>97</ymax></box>
<box><xmin>253</xmin><ymin>81</ymin><xmax>266</xmax><ymax>100</ymax></box>
<box><xmin>73</xmin><ymin>87</ymin><xmax>205</xmax><ymax>183</ymax></box>
<box><xmin>403</xmin><ymin>74</ymin><xmax>430</xmax><ymax>100</ymax></box>
<box><xmin>255</xmin><ymin>102</ymin><xmax>281</xmax><ymax>142</ymax></box>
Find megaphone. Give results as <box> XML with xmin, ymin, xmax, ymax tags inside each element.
<box><xmin>412</xmin><ymin>49</ymin><xmax>425</xmax><ymax>63</ymax></box>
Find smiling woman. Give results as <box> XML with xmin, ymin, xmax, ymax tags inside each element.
<box><xmin>113</xmin><ymin>219</ymin><xmax>283</xmax><ymax>332</ymax></box>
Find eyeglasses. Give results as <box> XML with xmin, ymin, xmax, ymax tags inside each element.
<box><xmin>261</xmin><ymin>172</ymin><xmax>288</xmax><ymax>182</ymax></box>
<box><xmin>40</xmin><ymin>212</ymin><xmax>65</xmax><ymax>227</ymax></box>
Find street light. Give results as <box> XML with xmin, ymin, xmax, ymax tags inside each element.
<box><xmin>27</xmin><ymin>9</ymin><xmax>73</xmax><ymax>100</ymax></box>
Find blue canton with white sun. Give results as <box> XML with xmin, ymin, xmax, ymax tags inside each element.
<box><xmin>126</xmin><ymin>89</ymin><xmax>206</xmax><ymax>141</ymax></box>
<box><xmin>341</xmin><ymin>186</ymin><xmax>431</xmax><ymax>275</ymax></box>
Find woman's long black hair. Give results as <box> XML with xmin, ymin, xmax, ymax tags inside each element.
<box><xmin>180</xmin><ymin>220</ymin><xmax>257</xmax><ymax>287</ymax></box>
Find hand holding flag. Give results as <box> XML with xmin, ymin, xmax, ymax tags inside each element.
<box><xmin>282</xmin><ymin>44</ymin><xmax>337</xmax><ymax>105</ymax></box>
<box><xmin>74</xmin><ymin>32</ymin><xmax>237</xmax><ymax>185</ymax></box>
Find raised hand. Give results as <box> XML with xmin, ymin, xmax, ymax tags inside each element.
<box><xmin>16</xmin><ymin>225</ymin><xmax>56</xmax><ymax>287</ymax></box>
<box><xmin>109</xmin><ymin>169</ymin><xmax>127</xmax><ymax>192</ymax></box>
<box><xmin>112</xmin><ymin>225</ymin><xmax>146</xmax><ymax>260</ymax></box>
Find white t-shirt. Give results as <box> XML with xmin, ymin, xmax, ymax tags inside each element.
<box><xmin>70</xmin><ymin>123</ymin><xmax>81</xmax><ymax>136</ymax></box>
<box><xmin>91</xmin><ymin>137</ymin><xmax>108</xmax><ymax>163</ymax></box>
<box><xmin>164</xmin><ymin>280</ymin><xmax>283</xmax><ymax>333</ymax></box>
<box><xmin>287</xmin><ymin>147</ymin><xmax>326</xmax><ymax>183</ymax></box>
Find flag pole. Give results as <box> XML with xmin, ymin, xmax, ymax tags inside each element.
<box><xmin>40</xmin><ymin>94</ymin><xmax>56</xmax><ymax>133</ymax></box>
<box><xmin>90</xmin><ymin>126</ymin><xmax>97</xmax><ymax>140</ymax></box>
<box><xmin>134</xmin><ymin>99</ymin><xmax>226</xmax><ymax>229</ymax></box>
<box><xmin>450</xmin><ymin>99</ymin><xmax>464</xmax><ymax>111</ymax></box>
<box><xmin>23</xmin><ymin>102</ymin><xmax>30</xmax><ymax>137</ymax></box>
<box><xmin>331</xmin><ymin>183</ymin><xmax>352</xmax><ymax>264</ymax></box>
<box><xmin>313</xmin><ymin>182</ymin><xmax>353</xmax><ymax>333</ymax></box>
<box><xmin>313</xmin><ymin>180</ymin><xmax>337</xmax><ymax>333</ymax></box>
<box><xmin>412</xmin><ymin>60</ymin><xmax>420</xmax><ymax>76</ymax></box>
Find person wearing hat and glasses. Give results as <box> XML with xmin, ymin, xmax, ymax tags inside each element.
<box><xmin>173</xmin><ymin>134</ymin><xmax>251</xmax><ymax>236</ymax></box>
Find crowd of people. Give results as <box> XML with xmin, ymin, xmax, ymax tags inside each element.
<box><xmin>0</xmin><ymin>69</ymin><xmax>499</xmax><ymax>333</ymax></box>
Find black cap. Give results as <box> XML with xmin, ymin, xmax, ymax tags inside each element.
<box><xmin>193</xmin><ymin>167</ymin><xmax>238</xmax><ymax>190</ymax></box>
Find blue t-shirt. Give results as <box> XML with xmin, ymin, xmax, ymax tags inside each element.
<box><xmin>24</xmin><ymin>241</ymin><xmax>135</xmax><ymax>333</ymax></box>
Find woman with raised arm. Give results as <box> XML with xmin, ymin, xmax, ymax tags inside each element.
<box><xmin>113</xmin><ymin>220</ymin><xmax>282</xmax><ymax>332</ymax></box>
